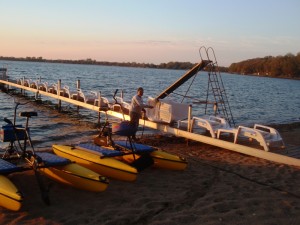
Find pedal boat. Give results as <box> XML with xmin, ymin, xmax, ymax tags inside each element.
<box><xmin>0</xmin><ymin>159</ymin><xmax>23</xmax><ymax>211</ymax></box>
<box><xmin>0</xmin><ymin>175</ymin><xmax>23</xmax><ymax>211</ymax></box>
<box><xmin>114</xmin><ymin>141</ymin><xmax>188</xmax><ymax>170</ymax></box>
<box><xmin>52</xmin><ymin>145</ymin><xmax>138</xmax><ymax>182</ymax></box>
<box><xmin>36</xmin><ymin>152</ymin><xmax>109</xmax><ymax>192</ymax></box>
<box><xmin>77</xmin><ymin>141</ymin><xmax>188</xmax><ymax>171</ymax></box>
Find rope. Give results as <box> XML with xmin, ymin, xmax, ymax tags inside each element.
<box><xmin>141</xmin><ymin>111</ymin><xmax>146</xmax><ymax>138</ymax></box>
<box><xmin>180</xmin><ymin>67</ymin><xmax>200</xmax><ymax>103</ymax></box>
<box><xmin>190</xmin><ymin>157</ymin><xmax>300</xmax><ymax>199</ymax></box>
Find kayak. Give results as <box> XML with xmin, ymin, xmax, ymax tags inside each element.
<box><xmin>0</xmin><ymin>158</ymin><xmax>23</xmax><ymax>211</ymax></box>
<box><xmin>78</xmin><ymin>141</ymin><xmax>188</xmax><ymax>171</ymax></box>
<box><xmin>0</xmin><ymin>175</ymin><xmax>23</xmax><ymax>211</ymax></box>
<box><xmin>52</xmin><ymin>145</ymin><xmax>138</xmax><ymax>182</ymax></box>
<box><xmin>114</xmin><ymin>141</ymin><xmax>188</xmax><ymax>171</ymax></box>
<box><xmin>0</xmin><ymin>152</ymin><xmax>108</xmax><ymax>211</ymax></box>
<box><xmin>37</xmin><ymin>152</ymin><xmax>109</xmax><ymax>192</ymax></box>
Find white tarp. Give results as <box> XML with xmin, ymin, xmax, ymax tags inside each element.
<box><xmin>146</xmin><ymin>97</ymin><xmax>190</xmax><ymax>123</ymax></box>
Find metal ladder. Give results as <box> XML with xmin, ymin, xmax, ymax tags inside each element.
<box><xmin>199</xmin><ymin>46</ymin><xmax>235</xmax><ymax>127</ymax></box>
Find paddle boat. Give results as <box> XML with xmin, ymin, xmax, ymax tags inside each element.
<box><xmin>52</xmin><ymin>144</ymin><xmax>138</xmax><ymax>182</ymax></box>
<box><xmin>85</xmin><ymin>89</ymin><xmax>188</xmax><ymax>171</ymax></box>
<box><xmin>113</xmin><ymin>140</ymin><xmax>188</xmax><ymax>171</ymax></box>
<box><xmin>0</xmin><ymin>100</ymin><xmax>109</xmax><ymax>211</ymax></box>
<box><xmin>0</xmin><ymin>152</ymin><xmax>109</xmax><ymax>211</ymax></box>
<box><xmin>74</xmin><ymin>118</ymin><xmax>188</xmax><ymax>172</ymax></box>
<box><xmin>0</xmin><ymin>160</ymin><xmax>23</xmax><ymax>211</ymax></box>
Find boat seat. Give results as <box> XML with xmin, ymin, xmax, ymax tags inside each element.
<box><xmin>233</xmin><ymin>124</ymin><xmax>285</xmax><ymax>151</ymax></box>
<box><xmin>77</xmin><ymin>143</ymin><xmax>124</xmax><ymax>157</ymax></box>
<box><xmin>112</xmin><ymin>97</ymin><xmax>130</xmax><ymax>114</ymax></box>
<box><xmin>30</xmin><ymin>80</ymin><xmax>39</xmax><ymax>89</ymax></box>
<box><xmin>217</xmin><ymin>127</ymin><xmax>237</xmax><ymax>139</ymax></box>
<box><xmin>38</xmin><ymin>82</ymin><xmax>48</xmax><ymax>92</ymax></box>
<box><xmin>19</xmin><ymin>111</ymin><xmax>38</xmax><ymax>118</ymax></box>
<box><xmin>114</xmin><ymin>140</ymin><xmax>156</xmax><ymax>153</ymax></box>
<box><xmin>17</xmin><ymin>79</ymin><xmax>23</xmax><ymax>85</ymax></box>
<box><xmin>85</xmin><ymin>91</ymin><xmax>99</xmax><ymax>105</ymax></box>
<box><xmin>59</xmin><ymin>85</ymin><xmax>77</xmax><ymax>98</ymax></box>
<box><xmin>23</xmin><ymin>79</ymin><xmax>31</xmax><ymax>87</ymax></box>
<box><xmin>0</xmin><ymin>159</ymin><xmax>21</xmax><ymax>174</ymax></box>
<box><xmin>93</xmin><ymin>95</ymin><xmax>110</xmax><ymax>109</ymax></box>
<box><xmin>35</xmin><ymin>152</ymin><xmax>71</xmax><ymax>167</ymax></box>
<box><xmin>47</xmin><ymin>83</ymin><xmax>58</xmax><ymax>94</ymax></box>
<box><xmin>112</xmin><ymin>121</ymin><xmax>136</xmax><ymax>136</ymax></box>
<box><xmin>71</xmin><ymin>89</ymin><xmax>108</xmax><ymax>107</ymax></box>
<box><xmin>180</xmin><ymin>115</ymin><xmax>230</xmax><ymax>138</ymax></box>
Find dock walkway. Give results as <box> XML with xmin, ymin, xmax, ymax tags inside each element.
<box><xmin>1</xmin><ymin>77</ymin><xmax>300</xmax><ymax>168</ymax></box>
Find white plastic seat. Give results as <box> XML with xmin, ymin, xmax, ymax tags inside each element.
<box><xmin>71</xmin><ymin>89</ymin><xmax>109</xmax><ymax>108</ymax></box>
<box><xmin>114</xmin><ymin>96</ymin><xmax>131</xmax><ymax>112</ymax></box>
<box><xmin>71</xmin><ymin>89</ymin><xmax>85</xmax><ymax>102</ymax></box>
<box><xmin>234</xmin><ymin>124</ymin><xmax>285</xmax><ymax>151</ymax></box>
<box><xmin>38</xmin><ymin>82</ymin><xmax>48</xmax><ymax>92</ymax></box>
<box><xmin>85</xmin><ymin>91</ymin><xmax>99</xmax><ymax>104</ymax></box>
<box><xmin>188</xmin><ymin>115</ymin><xmax>230</xmax><ymax>138</ymax></box>
<box><xmin>30</xmin><ymin>80</ymin><xmax>39</xmax><ymax>89</ymax></box>
<box><xmin>59</xmin><ymin>85</ymin><xmax>76</xmax><ymax>98</ymax></box>
<box><xmin>47</xmin><ymin>83</ymin><xmax>58</xmax><ymax>94</ymax></box>
<box><xmin>23</xmin><ymin>79</ymin><xmax>31</xmax><ymax>87</ymax></box>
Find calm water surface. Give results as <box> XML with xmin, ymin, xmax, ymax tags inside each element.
<box><xmin>1</xmin><ymin>60</ymin><xmax>299</xmax><ymax>150</ymax></box>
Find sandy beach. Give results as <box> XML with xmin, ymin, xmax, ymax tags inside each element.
<box><xmin>1</xmin><ymin>125</ymin><xmax>300</xmax><ymax>225</ymax></box>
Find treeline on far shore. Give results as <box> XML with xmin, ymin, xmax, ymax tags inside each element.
<box><xmin>0</xmin><ymin>56</ymin><xmax>198</xmax><ymax>70</ymax></box>
<box><xmin>0</xmin><ymin>56</ymin><xmax>228</xmax><ymax>72</ymax></box>
<box><xmin>1</xmin><ymin>53</ymin><xmax>299</xmax><ymax>79</ymax></box>
<box><xmin>228</xmin><ymin>53</ymin><xmax>300</xmax><ymax>79</ymax></box>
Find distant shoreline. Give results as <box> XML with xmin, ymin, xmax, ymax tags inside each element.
<box><xmin>1</xmin><ymin>57</ymin><xmax>299</xmax><ymax>80</ymax></box>
<box><xmin>0</xmin><ymin>56</ymin><xmax>201</xmax><ymax>71</ymax></box>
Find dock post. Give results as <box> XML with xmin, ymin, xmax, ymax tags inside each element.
<box><xmin>186</xmin><ymin>104</ymin><xmax>193</xmax><ymax>146</ymax></box>
<box><xmin>58</xmin><ymin>80</ymin><xmax>61</xmax><ymax>112</ymax></box>
<box><xmin>76</xmin><ymin>80</ymin><xmax>80</xmax><ymax>112</ymax></box>
<box><xmin>22</xmin><ymin>76</ymin><xmax>25</xmax><ymax>95</ymax></box>
<box><xmin>188</xmin><ymin>105</ymin><xmax>192</xmax><ymax>132</ymax></box>
<box><xmin>97</xmin><ymin>91</ymin><xmax>101</xmax><ymax>125</ymax></box>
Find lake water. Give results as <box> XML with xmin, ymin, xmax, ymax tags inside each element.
<box><xmin>1</xmin><ymin>60</ymin><xmax>299</xmax><ymax>150</ymax></box>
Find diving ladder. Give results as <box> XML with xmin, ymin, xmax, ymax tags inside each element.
<box><xmin>200</xmin><ymin>46</ymin><xmax>235</xmax><ymax>127</ymax></box>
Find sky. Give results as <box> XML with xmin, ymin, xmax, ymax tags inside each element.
<box><xmin>0</xmin><ymin>0</ymin><xmax>299</xmax><ymax>66</ymax></box>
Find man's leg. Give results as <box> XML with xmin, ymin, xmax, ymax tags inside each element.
<box><xmin>130</xmin><ymin>111</ymin><xmax>140</xmax><ymax>140</ymax></box>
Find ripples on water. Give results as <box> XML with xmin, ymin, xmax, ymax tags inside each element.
<box><xmin>1</xmin><ymin>60</ymin><xmax>299</xmax><ymax>150</ymax></box>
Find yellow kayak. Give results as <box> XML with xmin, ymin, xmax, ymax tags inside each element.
<box><xmin>52</xmin><ymin>145</ymin><xmax>138</xmax><ymax>182</ymax></box>
<box><xmin>36</xmin><ymin>152</ymin><xmax>109</xmax><ymax>192</ymax></box>
<box><xmin>0</xmin><ymin>175</ymin><xmax>23</xmax><ymax>211</ymax></box>
<box><xmin>40</xmin><ymin>163</ymin><xmax>109</xmax><ymax>192</ymax></box>
<box><xmin>77</xmin><ymin>141</ymin><xmax>188</xmax><ymax>171</ymax></box>
<box><xmin>121</xmin><ymin>150</ymin><xmax>188</xmax><ymax>170</ymax></box>
<box><xmin>114</xmin><ymin>141</ymin><xmax>188</xmax><ymax>170</ymax></box>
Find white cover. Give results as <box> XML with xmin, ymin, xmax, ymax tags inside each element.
<box><xmin>146</xmin><ymin>97</ymin><xmax>190</xmax><ymax>123</ymax></box>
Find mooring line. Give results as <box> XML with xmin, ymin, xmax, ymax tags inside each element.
<box><xmin>190</xmin><ymin>157</ymin><xmax>300</xmax><ymax>199</ymax></box>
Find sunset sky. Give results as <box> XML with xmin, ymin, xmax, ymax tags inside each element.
<box><xmin>1</xmin><ymin>0</ymin><xmax>299</xmax><ymax>66</ymax></box>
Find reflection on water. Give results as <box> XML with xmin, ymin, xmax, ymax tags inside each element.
<box><xmin>1</xmin><ymin>60</ymin><xmax>299</xmax><ymax>149</ymax></box>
